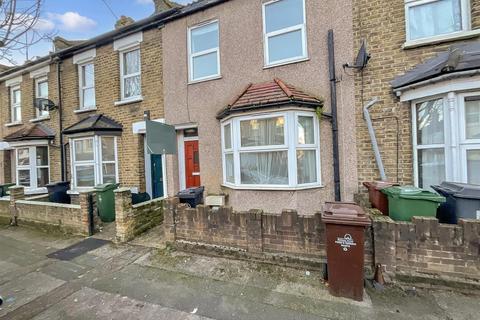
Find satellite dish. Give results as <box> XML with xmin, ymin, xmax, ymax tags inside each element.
<box><xmin>343</xmin><ymin>40</ymin><xmax>371</xmax><ymax>70</ymax></box>
<box><xmin>34</xmin><ymin>98</ymin><xmax>57</xmax><ymax>112</ymax></box>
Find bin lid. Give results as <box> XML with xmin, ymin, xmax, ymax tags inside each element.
<box><xmin>94</xmin><ymin>183</ymin><xmax>118</xmax><ymax>192</ymax></box>
<box><xmin>363</xmin><ymin>181</ymin><xmax>399</xmax><ymax>191</ymax></box>
<box><xmin>322</xmin><ymin>202</ymin><xmax>371</xmax><ymax>226</ymax></box>
<box><xmin>382</xmin><ymin>186</ymin><xmax>445</xmax><ymax>202</ymax></box>
<box><xmin>178</xmin><ymin>186</ymin><xmax>205</xmax><ymax>195</ymax></box>
<box><xmin>436</xmin><ymin>181</ymin><xmax>480</xmax><ymax>200</ymax></box>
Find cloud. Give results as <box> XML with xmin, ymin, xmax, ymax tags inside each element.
<box><xmin>47</xmin><ymin>12</ymin><xmax>97</xmax><ymax>32</ymax></box>
<box><xmin>33</xmin><ymin>17</ymin><xmax>55</xmax><ymax>32</ymax></box>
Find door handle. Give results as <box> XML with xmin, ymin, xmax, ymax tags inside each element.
<box><xmin>192</xmin><ymin>172</ymin><xmax>200</xmax><ymax>176</ymax></box>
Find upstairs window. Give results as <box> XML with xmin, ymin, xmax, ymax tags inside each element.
<box><xmin>405</xmin><ymin>0</ymin><xmax>470</xmax><ymax>42</ymax></box>
<box><xmin>263</xmin><ymin>0</ymin><xmax>307</xmax><ymax>66</ymax></box>
<box><xmin>120</xmin><ymin>48</ymin><xmax>141</xmax><ymax>101</ymax></box>
<box><xmin>188</xmin><ymin>20</ymin><xmax>220</xmax><ymax>82</ymax></box>
<box><xmin>10</xmin><ymin>86</ymin><xmax>21</xmax><ymax>123</ymax></box>
<box><xmin>35</xmin><ymin>77</ymin><xmax>49</xmax><ymax>118</ymax></box>
<box><xmin>79</xmin><ymin>63</ymin><xmax>95</xmax><ymax>110</ymax></box>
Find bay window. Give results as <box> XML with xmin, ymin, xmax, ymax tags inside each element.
<box><xmin>188</xmin><ymin>20</ymin><xmax>220</xmax><ymax>82</ymax></box>
<box><xmin>71</xmin><ymin>136</ymin><xmax>118</xmax><ymax>189</ymax></box>
<box><xmin>405</xmin><ymin>0</ymin><xmax>470</xmax><ymax>42</ymax></box>
<box><xmin>222</xmin><ymin>111</ymin><xmax>321</xmax><ymax>189</ymax></box>
<box><xmin>15</xmin><ymin>146</ymin><xmax>49</xmax><ymax>189</ymax></box>
<box><xmin>413</xmin><ymin>93</ymin><xmax>480</xmax><ymax>188</ymax></box>
<box><xmin>263</xmin><ymin>0</ymin><xmax>307</xmax><ymax>66</ymax></box>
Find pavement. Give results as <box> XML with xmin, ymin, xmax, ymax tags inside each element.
<box><xmin>0</xmin><ymin>225</ymin><xmax>478</xmax><ymax>320</ymax></box>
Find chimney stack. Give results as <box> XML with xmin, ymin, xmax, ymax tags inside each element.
<box><xmin>153</xmin><ymin>0</ymin><xmax>182</xmax><ymax>14</ymax></box>
<box><xmin>115</xmin><ymin>15</ymin><xmax>135</xmax><ymax>30</ymax></box>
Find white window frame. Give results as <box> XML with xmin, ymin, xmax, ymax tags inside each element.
<box><xmin>404</xmin><ymin>0</ymin><xmax>471</xmax><ymax>43</ymax></box>
<box><xmin>10</xmin><ymin>85</ymin><xmax>21</xmax><ymax>123</ymax></box>
<box><xmin>262</xmin><ymin>0</ymin><xmax>308</xmax><ymax>67</ymax></box>
<box><xmin>119</xmin><ymin>47</ymin><xmax>142</xmax><ymax>102</ymax></box>
<box><xmin>15</xmin><ymin>145</ymin><xmax>50</xmax><ymax>191</ymax></box>
<box><xmin>70</xmin><ymin>136</ymin><xmax>119</xmax><ymax>190</ymax></box>
<box><xmin>78</xmin><ymin>62</ymin><xmax>96</xmax><ymax>110</ymax></box>
<box><xmin>221</xmin><ymin>110</ymin><xmax>321</xmax><ymax>190</ymax></box>
<box><xmin>412</xmin><ymin>91</ymin><xmax>480</xmax><ymax>186</ymax></box>
<box><xmin>35</xmin><ymin>76</ymin><xmax>49</xmax><ymax>118</ymax></box>
<box><xmin>188</xmin><ymin>20</ymin><xmax>221</xmax><ymax>83</ymax></box>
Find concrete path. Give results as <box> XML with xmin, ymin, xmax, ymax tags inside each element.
<box><xmin>0</xmin><ymin>225</ymin><xmax>478</xmax><ymax>320</ymax></box>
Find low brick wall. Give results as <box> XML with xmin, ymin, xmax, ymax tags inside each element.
<box><xmin>0</xmin><ymin>186</ymin><xmax>96</xmax><ymax>235</ymax></box>
<box><xmin>164</xmin><ymin>198</ymin><xmax>373</xmax><ymax>269</ymax></box>
<box><xmin>115</xmin><ymin>188</ymin><xmax>164</xmax><ymax>243</ymax></box>
<box><xmin>372</xmin><ymin>213</ymin><xmax>480</xmax><ymax>286</ymax></box>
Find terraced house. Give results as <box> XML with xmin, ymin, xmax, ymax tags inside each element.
<box><xmin>162</xmin><ymin>0</ymin><xmax>357</xmax><ymax>213</ymax></box>
<box><xmin>0</xmin><ymin>2</ymin><xmax>178</xmax><ymax>199</ymax></box>
<box><xmin>354</xmin><ymin>0</ymin><xmax>480</xmax><ymax>189</ymax></box>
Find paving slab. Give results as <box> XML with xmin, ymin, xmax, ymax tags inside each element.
<box><xmin>31</xmin><ymin>287</ymin><xmax>212</xmax><ymax>320</ymax></box>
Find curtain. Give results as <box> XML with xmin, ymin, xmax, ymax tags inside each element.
<box><xmin>409</xmin><ymin>0</ymin><xmax>462</xmax><ymax>40</ymax></box>
<box><xmin>240</xmin><ymin>117</ymin><xmax>285</xmax><ymax>147</ymax></box>
<box><xmin>240</xmin><ymin>151</ymin><xmax>288</xmax><ymax>185</ymax></box>
<box><xmin>297</xmin><ymin>150</ymin><xmax>317</xmax><ymax>184</ymax></box>
<box><xmin>467</xmin><ymin>150</ymin><xmax>480</xmax><ymax>184</ymax></box>
<box><xmin>465</xmin><ymin>99</ymin><xmax>480</xmax><ymax>139</ymax></box>
<box><xmin>417</xmin><ymin>99</ymin><xmax>444</xmax><ymax>145</ymax></box>
<box><xmin>418</xmin><ymin>148</ymin><xmax>445</xmax><ymax>189</ymax></box>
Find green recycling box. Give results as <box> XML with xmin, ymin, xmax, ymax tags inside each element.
<box><xmin>94</xmin><ymin>183</ymin><xmax>118</xmax><ymax>223</ymax></box>
<box><xmin>0</xmin><ymin>183</ymin><xmax>15</xmax><ymax>197</ymax></box>
<box><xmin>381</xmin><ymin>186</ymin><xmax>445</xmax><ymax>222</ymax></box>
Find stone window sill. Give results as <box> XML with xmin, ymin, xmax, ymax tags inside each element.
<box><xmin>74</xmin><ymin>107</ymin><xmax>98</xmax><ymax>114</ymax></box>
<box><xmin>114</xmin><ymin>96</ymin><xmax>143</xmax><ymax>106</ymax></box>
<box><xmin>403</xmin><ymin>29</ymin><xmax>480</xmax><ymax>49</ymax></box>
<box><xmin>5</xmin><ymin>122</ymin><xmax>23</xmax><ymax>127</ymax></box>
<box><xmin>30</xmin><ymin>116</ymin><xmax>50</xmax><ymax>123</ymax></box>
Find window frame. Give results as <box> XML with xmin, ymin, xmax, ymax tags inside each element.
<box><xmin>404</xmin><ymin>0</ymin><xmax>471</xmax><ymax>43</ymax></box>
<box><xmin>187</xmin><ymin>20</ymin><xmax>221</xmax><ymax>83</ymax></box>
<box><xmin>15</xmin><ymin>145</ymin><xmax>50</xmax><ymax>190</ymax></box>
<box><xmin>78</xmin><ymin>62</ymin><xmax>96</xmax><ymax>110</ymax></box>
<box><xmin>34</xmin><ymin>76</ymin><xmax>49</xmax><ymax>118</ymax></box>
<box><xmin>221</xmin><ymin>110</ymin><xmax>321</xmax><ymax>190</ymax></box>
<box><xmin>458</xmin><ymin>92</ymin><xmax>480</xmax><ymax>183</ymax></box>
<box><xmin>71</xmin><ymin>136</ymin><xmax>119</xmax><ymax>190</ymax></box>
<box><xmin>262</xmin><ymin>0</ymin><xmax>308</xmax><ymax>67</ymax></box>
<box><xmin>10</xmin><ymin>85</ymin><xmax>21</xmax><ymax>123</ymax></box>
<box><xmin>119</xmin><ymin>47</ymin><xmax>142</xmax><ymax>101</ymax></box>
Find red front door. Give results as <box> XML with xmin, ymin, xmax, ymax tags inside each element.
<box><xmin>184</xmin><ymin>140</ymin><xmax>201</xmax><ymax>188</ymax></box>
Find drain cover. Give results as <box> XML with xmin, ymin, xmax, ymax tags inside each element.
<box><xmin>47</xmin><ymin>238</ymin><xmax>110</xmax><ymax>261</ymax></box>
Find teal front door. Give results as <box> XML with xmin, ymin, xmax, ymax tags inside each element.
<box><xmin>151</xmin><ymin>154</ymin><xmax>164</xmax><ymax>199</ymax></box>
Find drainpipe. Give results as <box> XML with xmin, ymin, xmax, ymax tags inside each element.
<box><xmin>54</xmin><ymin>57</ymin><xmax>66</xmax><ymax>181</ymax></box>
<box><xmin>327</xmin><ymin>30</ymin><xmax>341</xmax><ymax>202</ymax></box>
<box><xmin>363</xmin><ymin>97</ymin><xmax>387</xmax><ymax>181</ymax></box>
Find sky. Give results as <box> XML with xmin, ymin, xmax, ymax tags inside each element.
<box><xmin>2</xmin><ymin>0</ymin><xmax>193</xmax><ymax>65</ymax></box>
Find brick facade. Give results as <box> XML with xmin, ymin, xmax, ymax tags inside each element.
<box><xmin>353</xmin><ymin>0</ymin><xmax>480</xmax><ymax>187</ymax></box>
<box><xmin>0</xmin><ymin>26</ymin><xmax>165</xmax><ymax>193</ymax></box>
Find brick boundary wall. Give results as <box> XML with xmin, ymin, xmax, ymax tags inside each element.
<box><xmin>0</xmin><ymin>186</ymin><xmax>97</xmax><ymax>235</ymax></box>
<box><xmin>163</xmin><ymin>198</ymin><xmax>373</xmax><ymax>271</ymax></box>
<box><xmin>372</xmin><ymin>213</ymin><xmax>480</xmax><ymax>286</ymax></box>
<box><xmin>115</xmin><ymin>188</ymin><xmax>164</xmax><ymax>243</ymax></box>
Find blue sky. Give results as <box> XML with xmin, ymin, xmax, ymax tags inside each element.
<box><xmin>2</xmin><ymin>0</ymin><xmax>193</xmax><ymax>65</ymax></box>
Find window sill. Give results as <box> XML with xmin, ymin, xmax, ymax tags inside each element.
<box><xmin>74</xmin><ymin>107</ymin><xmax>98</xmax><ymax>114</ymax></box>
<box><xmin>114</xmin><ymin>96</ymin><xmax>143</xmax><ymax>106</ymax></box>
<box><xmin>221</xmin><ymin>183</ymin><xmax>324</xmax><ymax>191</ymax></box>
<box><xmin>24</xmin><ymin>187</ymin><xmax>48</xmax><ymax>195</ymax></box>
<box><xmin>264</xmin><ymin>57</ymin><xmax>310</xmax><ymax>70</ymax></box>
<box><xmin>403</xmin><ymin>29</ymin><xmax>480</xmax><ymax>49</ymax></box>
<box><xmin>5</xmin><ymin>122</ymin><xmax>23</xmax><ymax>127</ymax></box>
<box><xmin>30</xmin><ymin>116</ymin><xmax>50</xmax><ymax>123</ymax></box>
<box><xmin>188</xmin><ymin>75</ymin><xmax>222</xmax><ymax>85</ymax></box>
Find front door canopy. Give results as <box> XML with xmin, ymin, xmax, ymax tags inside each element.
<box><xmin>146</xmin><ymin>120</ymin><xmax>177</xmax><ymax>155</ymax></box>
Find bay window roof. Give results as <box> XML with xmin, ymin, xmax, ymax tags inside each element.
<box><xmin>392</xmin><ymin>42</ymin><xmax>480</xmax><ymax>90</ymax></box>
<box><xmin>63</xmin><ymin>114</ymin><xmax>123</xmax><ymax>135</ymax></box>
<box><xmin>3</xmin><ymin>124</ymin><xmax>55</xmax><ymax>142</ymax></box>
<box><xmin>217</xmin><ymin>78</ymin><xmax>322</xmax><ymax>119</ymax></box>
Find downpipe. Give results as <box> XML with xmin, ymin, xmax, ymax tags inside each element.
<box><xmin>363</xmin><ymin>97</ymin><xmax>387</xmax><ymax>181</ymax></box>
